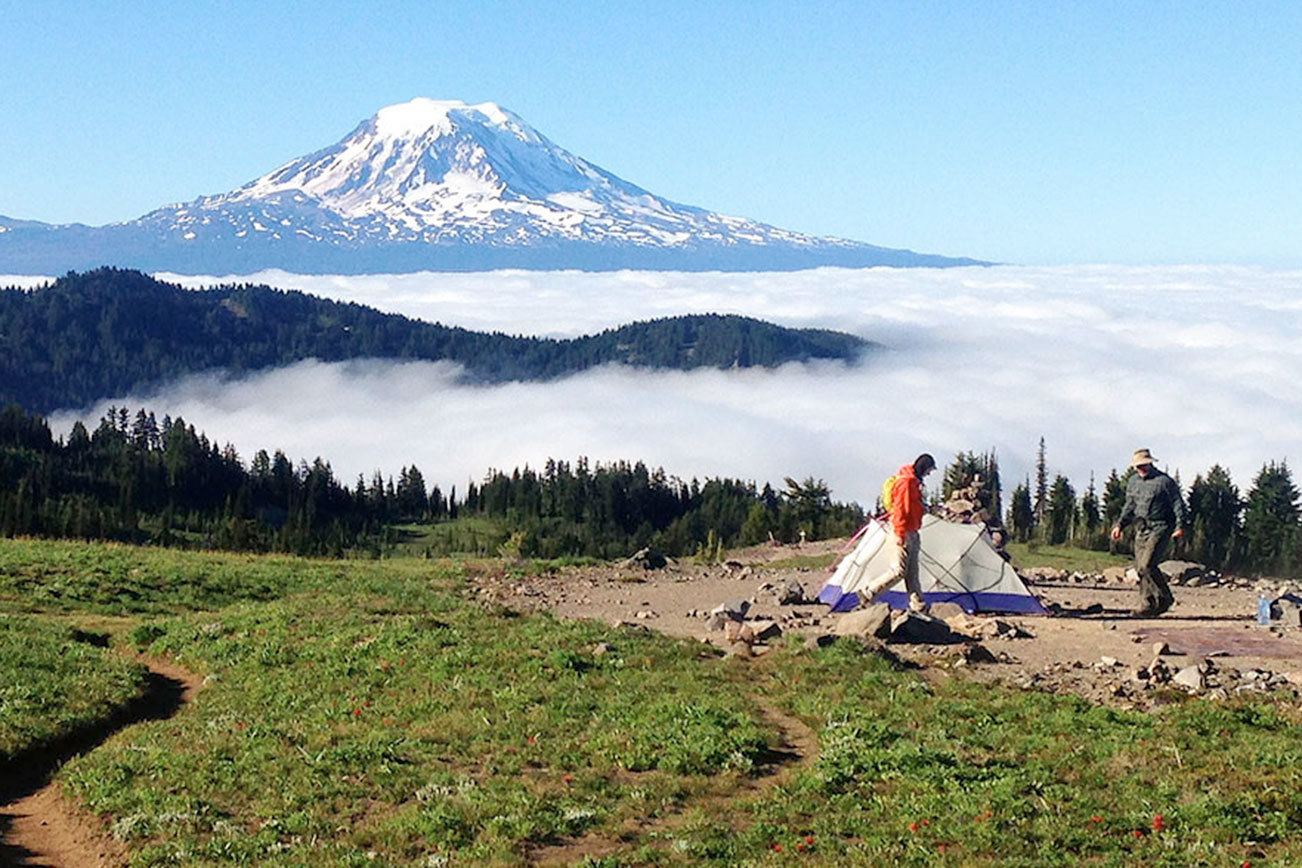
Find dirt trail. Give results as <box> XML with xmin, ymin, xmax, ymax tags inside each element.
<box><xmin>0</xmin><ymin>656</ymin><xmax>202</xmax><ymax>868</ymax></box>
<box><xmin>530</xmin><ymin>694</ymin><xmax>818</xmax><ymax>866</ymax></box>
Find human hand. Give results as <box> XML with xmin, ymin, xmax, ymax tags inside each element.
<box><xmin>1110</xmin><ymin>526</ymin><xmax>1122</xmax><ymax>542</ymax></box>
<box><xmin>1172</xmin><ymin>527</ymin><xmax>1185</xmax><ymax>540</ymax></box>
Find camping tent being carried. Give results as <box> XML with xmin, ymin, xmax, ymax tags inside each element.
<box><xmin>817</xmin><ymin>515</ymin><xmax>1046</xmax><ymax>615</ymax></box>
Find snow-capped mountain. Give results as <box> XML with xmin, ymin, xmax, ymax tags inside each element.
<box><xmin>0</xmin><ymin>99</ymin><xmax>984</xmax><ymax>274</ymax></box>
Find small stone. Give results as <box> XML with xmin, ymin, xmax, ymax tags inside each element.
<box><xmin>1100</xmin><ymin>655</ymin><xmax>1120</xmax><ymax>667</ymax></box>
<box><xmin>750</xmin><ymin>620</ymin><xmax>783</xmax><ymax>642</ymax></box>
<box><xmin>591</xmin><ymin>642</ymin><xmax>613</xmax><ymax>656</ymax></box>
<box><xmin>634</xmin><ymin>610</ymin><xmax>656</xmax><ymax>620</ymax></box>
<box><xmin>1152</xmin><ymin>641</ymin><xmax>1170</xmax><ymax>657</ymax></box>
<box><xmin>804</xmin><ymin>633</ymin><xmax>837</xmax><ymax>651</ymax></box>
<box><xmin>725</xmin><ymin>641</ymin><xmax>753</xmax><ymax>659</ymax></box>
<box><xmin>1172</xmin><ymin>665</ymin><xmax>1206</xmax><ymax>691</ymax></box>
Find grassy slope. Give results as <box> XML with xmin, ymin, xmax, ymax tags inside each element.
<box><xmin>0</xmin><ymin>615</ymin><xmax>147</xmax><ymax>763</ymax></box>
<box><xmin>1006</xmin><ymin>542</ymin><xmax>1132</xmax><ymax>574</ymax></box>
<box><xmin>1</xmin><ymin>537</ymin><xmax>1299</xmax><ymax>866</ymax></box>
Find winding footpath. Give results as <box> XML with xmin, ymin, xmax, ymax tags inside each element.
<box><xmin>0</xmin><ymin>657</ymin><xmax>202</xmax><ymax>868</ymax></box>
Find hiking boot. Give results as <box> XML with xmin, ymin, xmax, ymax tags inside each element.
<box><xmin>908</xmin><ymin>594</ymin><xmax>930</xmax><ymax>615</ymax></box>
<box><xmin>1130</xmin><ymin>604</ymin><xmax>1159</xmax><ymax>618</ymax></box>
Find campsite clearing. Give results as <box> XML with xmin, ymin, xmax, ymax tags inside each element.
<box><xmin>1</xmin><ymin>536</ymin><xmax>1300</xmax><ymax>865</ymax></box>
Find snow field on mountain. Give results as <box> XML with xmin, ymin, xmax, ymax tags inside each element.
<box><xmin>42</xmin><ymin>264</ymin><xmax>1298</xmax><ymax>504</ymax></box>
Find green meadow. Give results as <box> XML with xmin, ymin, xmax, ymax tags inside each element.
<box><xmin>1</xmin><ymin>537</ymin><xmax>1299</xmax><ymax>865</ymax></box>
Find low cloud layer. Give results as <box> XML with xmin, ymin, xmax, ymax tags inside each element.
<box><xmin>43</xmin><ymin>265</ymin><xmax>1302</xmax><ymax>503</ymax></box>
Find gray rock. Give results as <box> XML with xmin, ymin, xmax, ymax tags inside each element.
<box><xmin>750</xmin><ymin>620</ymin><xmax>783</xmax><ymax>642</ymax></box>
<box><xmin>1159</xmin><ymin>560</ymin><xmax>1205</xmax><ymax>584</ymax></box>
<box><xmin>833</xmin><ymin>604</ymin><xmax>893</xmax><ymax>640</ymax></box>
<box><xmin>711</xmin><ymin>599</ymin><xmax>751</xmax><ymax>623</ymax></box>
<box><xmin>889</xmin><ymin>612</ymin><xmax>957</xmax><ymax>645</ymax></box>
<box><xmin>1101</xmin><ymin>566</ymin><xmax>1129</xmax><ymax>584</ymax></box>
<box><xmin>725</xmin><ymin>641</ymin><xmax>753</xmax><ymax>659</ymax></box>
<box><xmin>1172</xmin><ymin>665</ymin><xmax>1206</xmax><ymax>691</ymax></box>
<box><xmin>777</xmin><ymin>580</ymin><xmax>808</xmax><ymax>605</ymax></box>
<box><xmin>804</xmin><ymin>633</ymin><xmax>838</xmax><ymax>651</ymax></box>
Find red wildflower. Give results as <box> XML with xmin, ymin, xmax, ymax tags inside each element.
<box><xmin>352</xmin><ymin>707</ymin><xmax>362</xmax><ymax>717</ymax></box>
<box><xmin>562</xmin><ymin>774</ymin><xmax>574</xmax><ymax>785</ymax></box>
<box><xmin>771</xmin><ymin>842</ymin><xmax>783</xmax><ymax>853</ymax></box>
<box><xmin>908</xmin><ymin>822</ymin><xmax>919</xmax><ymax>833</ymax></box>
<box><xmin>1151</xmin><ymin>814</ymin><xmax>1165</xmax><ymax>832</ymax></box>
<box><xmin>795</xmin><ymin>842</ymin><xmax>806</xmax><ymax>852</ymax></box>
<box><xmin>1089</xmin><ymin>815</ymin><xmax>1103</xmax><ymax>824</ymax></box>
<box><xmin>1132</xmin><ymin>829</ymin><xmax>1145</xmax><ymax>839</ymax></box>
<box><xmin>804</xmin><ymin>834</ymin><xmax>815</xmax><ymax>846</ymax></box>
<box><xmin>921</xmin><ymin>819</ymin><xmax>930</xmax><ymax>827</ymax></box>
<box><xmin>527</xmin><ymin>735</ymin><xmax>537</xmax><ymax>745</ymax></box>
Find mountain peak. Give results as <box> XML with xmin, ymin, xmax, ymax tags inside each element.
<box><xmin>0</xmin><ymin>100</ymin><xmax>988</xmax><ymax>274</ymax></box>
<box><xmin>370</xmin><ymin>98</ymin><xmax>517</xmax><ymax>138</ymax></box>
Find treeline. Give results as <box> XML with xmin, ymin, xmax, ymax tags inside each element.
<box><xmin>460</xmin><ymin>465</ymin><xmax>863</xmax><ymax>559</ymax></box>
<box><xmin>944</xmin><ymin>439</ymin><xmax>1300</xmax><ymax>577</ymax></box>
<box><xmin>0</xmin><ymin>268</ymin><xmax>868</xmax><ymax>413</ymax></box>
<box><xmin>0</xmin><ymin>404</ymin><xmax>862</xmax><ymax>558</ymax></box>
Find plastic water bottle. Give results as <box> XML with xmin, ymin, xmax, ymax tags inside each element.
<box><xmin>1257</xmin><ymin>594</ymin><xmax>1272</xmax><ymax>626</ymax></box>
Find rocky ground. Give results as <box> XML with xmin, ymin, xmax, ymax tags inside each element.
<box><xmin>469</xmin><ymin>540</ymin><xmax>1302</xmax><ymax>711</ymax></box>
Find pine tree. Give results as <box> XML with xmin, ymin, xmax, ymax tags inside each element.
<box><xmin>1242</xmin><ymin>461</ymin><xmax>1299</xmax><ymax>576</ymax></box>
<box><xmin>1079</xmin><ymin>473</ymin><xmax>1101</xmax><ymax>547</ymax></box>
<box><xmin>1045</xmin><ymin>474</ymin><xmax>1076</xmax><ymax>545</ymax></box>
<box><xmin>1187</xmin><ymin>465</ymin><xmax>1241</xmax><ymax>570</ymax></box>
<box><xmin>1008</xmin><ymin>480</ymin><xmax>1035</xmax><ymax>542</ymax></box>
<box><xmin>1033</xmin><ymin>437</ymin><xmax>1048</xmax><ymax>525</ymax></box>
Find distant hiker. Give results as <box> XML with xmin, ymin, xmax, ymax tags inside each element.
<box><xmin>863</xmin><ymin>453</ymin><xmax>937</xmax><ymax>613</ymax></box>
<box><xmin>1110</xmin><ymin>448</ymin><xmax>1187</xmax><ymax>617</ymax></box>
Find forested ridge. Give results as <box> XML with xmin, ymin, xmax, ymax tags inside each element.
<box><xmin>0</xmin><ymin>268</ymin><xmax>869</xmax><ymax>413</ymax></box>
<box><xmin>0</xmin><ymin>404</ymin><xmax>863</xmax><ymax>558</ymax></box>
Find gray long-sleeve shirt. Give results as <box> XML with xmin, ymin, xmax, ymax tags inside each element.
<box><xmin>1118</xmin><ymin>468</ymin><xmax>1187</xmax><ymax>530</ymax></box>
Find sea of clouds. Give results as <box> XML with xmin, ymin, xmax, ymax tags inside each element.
<box><xmin>29</xmin><ymin>265</ymin><xmax>1302</xmax><ymax>504</ymax></box>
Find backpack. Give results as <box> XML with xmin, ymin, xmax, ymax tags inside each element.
<box><xmin>880</xmin><ymin>474</ymin><xmax>898</xmax><ymax>512</ymax></box>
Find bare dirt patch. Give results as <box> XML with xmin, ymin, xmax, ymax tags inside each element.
<box><xmin>475</xmin><ymin>544</ymin><xmax>1302</xmax><ymax>711</ymax></box>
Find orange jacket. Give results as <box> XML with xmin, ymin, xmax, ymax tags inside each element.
<box><xmin>888</xmin><ymin>463</ymin><xmax>925</xmax><ymax>539</ymax></box>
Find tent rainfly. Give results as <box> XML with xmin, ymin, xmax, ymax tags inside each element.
<box><xmin>817</xmin><ymin>515</ymin><xmax>1046</xmax><ymax>615</ymax></box>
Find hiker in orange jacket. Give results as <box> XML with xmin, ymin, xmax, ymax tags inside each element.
<box><xmin>866</xmin><ymin>453</ymin><xmax>937</xmax><ymax>613</ymax></box>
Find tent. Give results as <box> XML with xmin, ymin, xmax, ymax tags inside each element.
<box><xmin>817</xmin><ymin>515</ymin><xmax>1046</xmax><ymax>615</ymax></box>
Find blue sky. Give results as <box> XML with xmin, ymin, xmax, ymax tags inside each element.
<box><xmin>2</xmin><ymin>1</ymin><xmax>1299</xmax><ymax>265</ymax></box>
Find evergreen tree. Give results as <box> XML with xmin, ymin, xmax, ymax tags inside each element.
<box><xmin>1033</xmin><ymin>436</ymin><xmax>1048</xmax><ymax>525</ymax></box>
<box><xmin>1008</xmin><ymin>480</ymin><xmax>1035</xmax><ymax>542</ymax></box>
<box><xmin>1242</xmin><ymin>461</ymin><xmax>1299</xmax><ymax>576</ymax></box>
<box><xmin>1045</xmin><ymin>474</ymin><xmax>1076</xmax><ymax>545</ymax></box>
<box><xmin>1079</xmin><ymin>473</ymin><xmax>1101</xmax><ymax>547</ymax></box>
<box><xmin>1187</xmin><ymin>465</ymin><xmax>1241</xmax><ymax>570</ymax></box>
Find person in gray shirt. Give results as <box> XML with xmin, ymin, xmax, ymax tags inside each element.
<box><xmin>1110</xmin><ymin>448</ymin><xmax>1188</xmax><ymax>617</ymax></box>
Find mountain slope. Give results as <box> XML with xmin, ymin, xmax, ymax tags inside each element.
<box><xmin>0</xmin><ymin>269</ymin><xmax>872</xmax><ymax>413</ymax></box>
<box><xmin>0</xmin><ymin>99</ymin><xmax>985</xmax><ymax>273</ymax></box>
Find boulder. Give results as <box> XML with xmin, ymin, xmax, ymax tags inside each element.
<box><xmin>725</xmin><ymin>641</ymin><xmax>753</xmax><ymax>659</ymax></box>
<box><xmin>1101</xmin><ymin>566</ymin><xmax>1129</xmax><ymax>584</ymax></box>
<box><xmin>929</xmin><ymin>602</ymin><xmax>969</xmax><ymax>621</ymax></box>
<box><xmin>804</xmin><ymin>633</ymin><xmax>838</xmax><ymax>651</ymax></box>
<box><xmin>833</xmin><ymin>604</ymin><xmax>893</xmax><ymax>640</ymax></box>
<box><xmin>750</xmin><ymin>620</ymin><xmax>783</xmax><ymax>642</ymax></box>
<box><xmin>888</xmin><ymin>612</ymin><xmax>958</xmax><ymax>645</ymax></box>
<box><xmin>624</xmin><ymin>547</ymin><xmax>668</xmax><ymax>570</ymax></box>
<box><xmin>710</xmin><ymin>599</ymin><xmax>750</xmax><ymax>625</ymax></box>
<box><xmin>1172</xmin><ymin>665</ymin><xmax>1206</xmax><ymax>691</ymax></box>
<box><xmin>777</xmin><ymin>580</ymin><xmax>808</xmax><ymax>605</ymax></box>
<box><xmin>724</xmin><ymin>621</ymin><xmax>755</xmax><ymax>644</ymax></box>
<box><xmin>1159</xmin><ymin>560</ymin><xmax>1205</xmax><ymax>585</ymax></box>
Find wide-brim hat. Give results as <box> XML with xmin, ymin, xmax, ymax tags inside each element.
<box><xmin>1130</xmin><ymin>448</ymin><xmax>1157</xmax><ymax>468</ymax></box>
